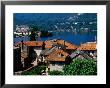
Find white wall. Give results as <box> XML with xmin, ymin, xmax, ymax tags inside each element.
<box><xmin>50</xmin><ymin>63</ymin><xmax>63</xmax><ymax>71</ymax></box>
<box><xmin>34</xmin><ymin>49</ymin><xmax>42</xmax><ymax>56</ymax></box>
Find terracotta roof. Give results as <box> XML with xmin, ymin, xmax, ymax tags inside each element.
<box><xmin>15</xmin><ymin>39</ymin><xmax>77</xmax><ymax>50</ymax></box>
<box><xmin>57</xmin><ymin>40</ymin><xmax>77</xmax><ymax>50</ymax></box>
<box><xmin>15</xmin><ymin>41</ymin><xmax>43</xmax><ymax>47</ymax></box>
<box><xmin>23</xmin><ymin>41</ymin><xmax>43</xmax><ymax>46</ymax></box>
<box><xmin>77</xmin><ymin>42</ymin><xmax>96</xmax><ymax>50</ymax></box>
<box><xmin>45</xmin><ymin>41</ymin><xmax>52</xmax><ymax>49</ymax></box>
<box><xmin>45</xmin><ymin>39</ymin><xmax>77</xmax><ymax>50</ymax></box>
<box><xmin>65</xmin><ymin>42</ymin><xmax>77</xmax><ymax>50</ymax></box>
<box><xmin>46</xmin><ymin>49</ymin><xmax>69</xmax><ymax>61</ymax></box>
<box><xmin>14</xmin><ymin>40</ymin><xmax>95</xmax><ymax>51</ymax></box>
<box><xmin>56</xmin><ymin>40</ymin><xmax>65</xmax><ymax>45</ymax></box>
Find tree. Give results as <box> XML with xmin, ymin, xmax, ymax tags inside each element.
<box><xmin>29</xmin><ymin>30</ymin><xmax>36</xmax><ymax>41</ymax></box>
<box><xmin>21</xmin><ymin>65</ymin><xmax>46</xmax><ymax>75</ymax></box>
<box><xmin>29</xmin><ymin>25</ymin><xmax>40</xmax><ymax>41</ymax></box>
<box><xmin>63</xmin><ymin>59</ymin><xmax>97</xmax><ymax>75</ymax></box>
<box><xmin>49</xmin><ymin>70</ymin><xmax>63</xmax><ymax>75</ymax></box>
<box><xmin>30</xmin><ymin>25</ymin><xmax>39</xmax><ymax>32</ymax></box>
<box><xmin>65</xmin><ymin>56</ymin><xmax>73</xmax><ymax>65</ymax></box>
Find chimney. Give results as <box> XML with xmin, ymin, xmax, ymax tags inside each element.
<box><xmin>42</xmin><ymin>41</ymin><xmax>45</xmax><ymax>50</ymax></box>
<box><xmin>64</xmin><ymin>40</ymin><xmax>66</xmax><ymax>51</ymax></box>
<box><xmin>21</xmin><ymin>40</ymin><xmax>23</xmax><ymax>51</ymax></box>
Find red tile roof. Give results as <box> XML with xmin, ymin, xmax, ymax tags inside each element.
<box><xmin>44</xmin><ymin>41</ymin><xmax>52</xmax><ymax>49</ymax></box>
<box><xmin>45</xmin><ymin>39</ymin><xmax>77</xmax><ymax>50</ymax></box>
<box><xmin>14</xmin><ymin>40</ymin><xmax>96</xmax><ymax>51</ymax></box>
<box><xmin>23</xmin><ymin>41</ymin><xmax>43</xmax><ymax>46</ymax></box>
<box><xmin>15</xmin><ymin>41</ymin><xmax>43</xmax><ymax>47</ymax></box>
<box><xmin>77</xmin><ymin>42</ymin><xmax>96</xmax><ymax>50</ymax></box>
<box><xmin>46</xmin><ymin>49</ymin><xmax>69</xmax><ymax>61</ymax></box>
<box><xmin>65</xmin><ymin>42</ymin><xmax>77</xmax><ymax>50</ymax></box>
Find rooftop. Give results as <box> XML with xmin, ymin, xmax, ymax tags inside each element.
<box><xmin>45</xmin><ymin>39</ymin><xmax>77</xmax><ymax>50</ymax></box>
<box><xmin>46</xmin><ymin>49</ymin><xmax>69</xmax><ymax>62</ymax></box>
<box><xmin>15</xmin><ymin>41</ymin><xmax>43</xmax><ymax>47</ymax></box>
<box><xmin>23</xmin><ymin>41</ymin><xmax>43</xmax><ymax>47</ymax></box>
<box><xmin>77</xmin><ymin>42</ymin><xmax>96</xmax><ymax>50</ymax></box>
<box><xmin>14</xmin><ymin>40</ymin><xmax>96</xmax><ymax>51</ymax></box>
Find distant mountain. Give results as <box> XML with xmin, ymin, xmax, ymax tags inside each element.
<box><xmin>14</xmin><ymin>13</ymin><xmax>97</xmax><ymax>31</ymax></box>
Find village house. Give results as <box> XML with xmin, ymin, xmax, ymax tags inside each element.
<box><xmin>39</xmin><ymin>40</ymin><xmax>71</xmax><ymax>71</ymax></box>
<box><xmin>23</xmin><ymin>41</ymin><xmax>43</xmax><ymax>55</ymax></box>
<box><xmin>14</xmin><ymin>41</ymin><xmax>44</xmax><ymax>69</ymax></box>
<box><xmin>45</xmin><ymin>49</ymin><xmax>69</xmax><ymax>71</ymax></box>
<box><xmin>14</xmin><ymin>31</ymin><xmax>31</xmax><ymax>37</ymax></box>
<box><xmin>15</xmin><ymin>41</ymin><xmax>43</xmax><ymax>55</ymax></box>
<box><xmin>14</xmin><ymin>25</ymin><xmax>31</xmax><ymax>37</ymax></box>
<box><xmin>77</xmin><ymin>42</ymin><xmax>97</xmax><ymax>59</ymax></box>
<box><xmin>44</xmin><ymin>39</ymin><xmax>77</xmax><ymax>54</ymax></box>
<box><xmin>14</xmin><ymin>39</ymin><xmax>97</xmax><ymax>73</ymax></box>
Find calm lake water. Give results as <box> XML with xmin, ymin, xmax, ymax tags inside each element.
<box><xmin>14</xmin><ymin>32</ymin><xmax>96</xmax><ymax>46</ymax></box>
<box><xmin>14</xmin><ymin>13</ymin><xmax>97</xmax><ymax>45</ymax></box>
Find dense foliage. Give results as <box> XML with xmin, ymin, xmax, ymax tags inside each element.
<box><xmin>29</xmin><ymin>25</ymin><xmax>53</xmax><ymax>39</ymax></box>
<box><xmin>63</xmin><ymin>59</ymin><xmax>97</xmax><ymax>75</ymax></box>
<box><xmin>30</xmin><ymin>25</ymin><xmax>39</xmax><ymax>31</ymax></box>
<box><xmin>21</xmin><ymin>59</ymin><xmax>97</xmax><ymax>75</ymax></box>
<box><xmin>49</xmin><ymin>70</ymin><xmax>63</xmax><ymax>75</ymax></box>
<box><xmin>21</xmin><ymin>65</ymin><xmax>46</xmax><ymax>75</ymax></box>
<box><xmin>29</xmin><ymin>25</ymin><xmax>38</xmax><ymax>41</ymax></box>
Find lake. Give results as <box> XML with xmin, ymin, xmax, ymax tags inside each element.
<box><xmin>14</xmin><ymin>31</ymin><xmax>96</xmax><ymax>46</ymax></box>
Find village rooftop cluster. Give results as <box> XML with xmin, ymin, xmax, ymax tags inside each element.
<box><xmin>14</xmin><ymin>38</ymin><xmax>97</xmax><ymax>75</ymax></box>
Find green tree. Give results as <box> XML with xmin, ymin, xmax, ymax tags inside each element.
<box><xmin>29</xmin><ymin>30</ymin><xmax>36</xmax><ymax>41</ymax></box>
<box><xmin>49</xmin><ymin>70</ymin><xmax>63</xmax><ymax>75</ymax></box>
<box><xmin>21</xmin><ymin>65</ymin><xmax>46</xmax><ymax>75</ymax></box>
<box><xmin>30</xmin><ymin>25</ymin><xmax>39</xmax><ymax>32</ymax></box>
<box><xmin>29</xmin><ymin>25</ymin><xmax>40</xmax><ymax>41</ymax></box>
<box><xmin>63</xmin><ymin>59</ymin><xmax>97</xmax><ymax>75</ymax></box>
<box><xmin>65</xmin><ymin>56</ymin><xmax>72</xmax><ymax>65</ymax></box>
